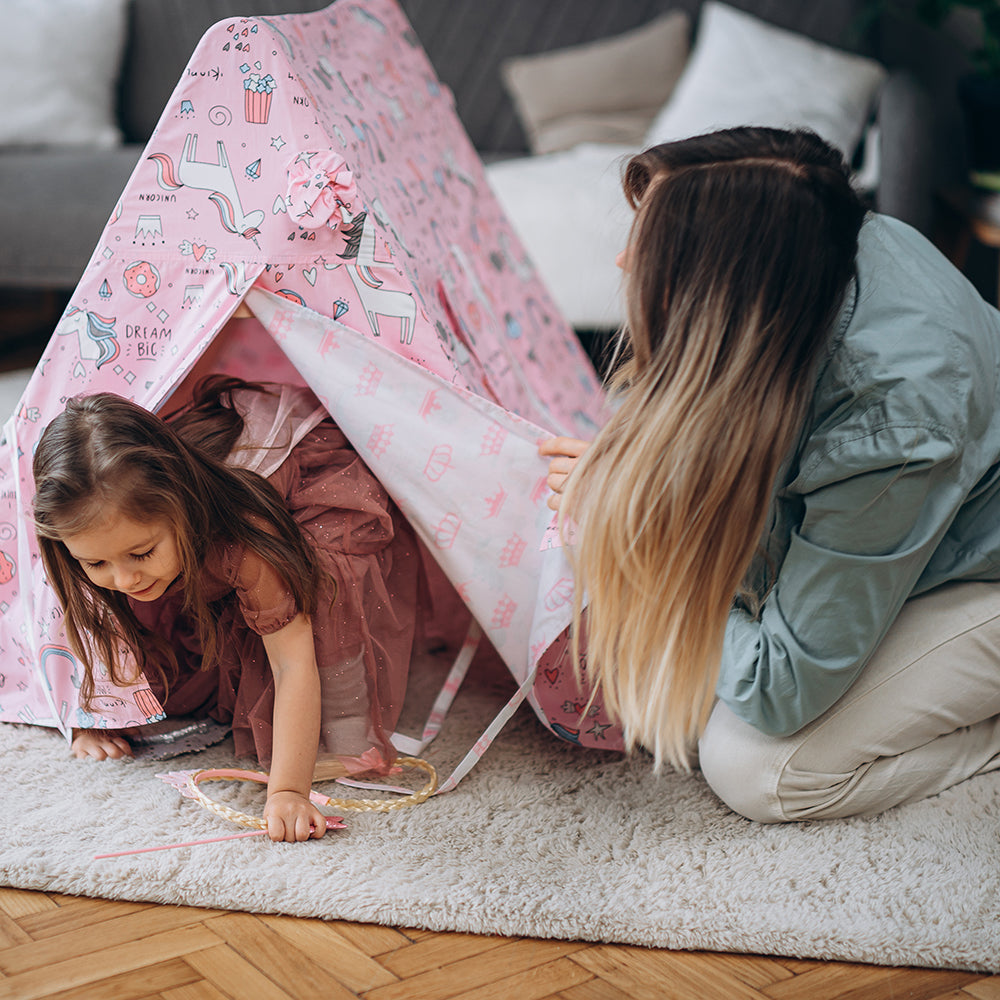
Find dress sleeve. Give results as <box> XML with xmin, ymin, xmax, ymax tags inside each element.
<box><xmin>717</xmin><ymin>420</ymin><xmax>965</xmax><ymax>736</ymax></box>
<box><xmin>228</xmin><ymin>543</ymin><xmax>300</xmax><ymax>636</ymax></box>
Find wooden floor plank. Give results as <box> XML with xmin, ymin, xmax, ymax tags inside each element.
<box><xmin>203</xmin><ymin>912</ymin><xmax>361</xmax><ymax>1000</ymax></box>
<box><xmin>37</xmin><ymin>958</ymin><xmax>199</xmax><ymax>1000</ymax></box>
<box><xmin>160</xmin><ymin>981</ymin><xmax>232</xmax><ymax>1000</ymax></box>
<box><xmin>364</xmin><ymin>939</ymin><xmax>589</xmax><ymax>1000</ymax></box>
<box><xmin>378</xmin><ymin>930</ymin><xmax>512</xmax><ymax>978</ymax></box>
<box><xmin>842</xmin><ymin>971</ymin><xmax>984</xmax><ymax>1000</ymax></box>
<box><xmin>0</xmin><ymin>904</ymin><xmax>227</xmax><ymax>976</ymax></box>
<box><xmin>17</xmin><ymin>899</ymin><xmax>156</xmax><ymax>941</ymax></box>
<box><xmin>0</xmin><ymin>925</ymin><xmax>223</xmax><ymax>1000</ymax></box>
<box><xmin>762</xmin><ymin>963</ymin><xmax>980</xmax><ymax>1000</ymax></box>
<box><xmin>0</xmin><ymin>889</ymin><xmax>996</xmax><ymax>1000</ymax></box>
<box><xmin>571</xmin><ymin>945</ymin><xmax>773</xmax><ymax>1000</ymax></box>
<box><xmin>184</xmin><ymin>943</ymin><xmax>298</xmax><ymax>1000</ymax></box>
<box><xmin>703</xmin><ymin>953</ymin><xmax>796</xmax><ymax>989</ymax></box>
<box><xmin>553</xmin><ymin>978</ymin><xmax>636</xmax><ymax>1000</ymax></box>
<box><xmin>46</xmin><ymin>895</ymin><xmax>103</xmax><ymax>907</ymax></box>
<box><xmin>0</xmin><ymin>892</ymin><xmax>57</xmax><ymax>921</ymax></box>
<box><xmin>448</xmin><ymin>957</ymin><xmax>592</xmax><ymax>1000</ymax></box>
<box><xmin>776</xmin><ymin>958</ymin><xmax>828</xmax><ymax>974</ymax></box>
<box><xmin>330</xmin><ymin>920</ymin><xmax>414</xmax><ymax>956</ymax></box>
<box><xmin>965</xmin><ymin>980</ymin><xmax>1000</xmax><ymax>999</ymax></box>
<box><xmin>259</xmin><ymin>914</ymin><xmax>400</xmax><ymax>993</ymax></box>
<box><xmin>0</xmin><ymin>916</ymin><xmax>30</xmax><ymax>951</ymax></box>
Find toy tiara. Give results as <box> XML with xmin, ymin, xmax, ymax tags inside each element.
<box><xmin>187</xmin><ymin>756</ymin><xmax>439</xmax><ymax>829</ymax></box>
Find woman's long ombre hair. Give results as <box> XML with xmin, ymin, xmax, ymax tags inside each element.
<box><xmin>562</xmin><ymin>128</ymin><xmax>866</xmax><ymax>769</ymax></box>
<box><xmin>32</xmin><ymin>377</ymin><xmax>326</xmax><ymax>708</ymax></box>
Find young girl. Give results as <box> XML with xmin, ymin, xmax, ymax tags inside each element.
<box><xmin>32</xmin><ymin>376</ymin><xmax>419</xmax><ymax>841</ymax></box>
<box><xmin>542</xmin><ymin>127</ymin><xmax>1000</xmax><ymax>822</ymax></box>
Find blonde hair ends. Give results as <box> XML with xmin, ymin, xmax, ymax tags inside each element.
<box><xmin>564</xmin><ymin>129</ymin><xmax>865</xmax><ymax>769</ymax></box>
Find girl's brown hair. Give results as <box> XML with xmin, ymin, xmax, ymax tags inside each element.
<box><xmin>32</xmin><ymin>377</ymin><xmax>326</xmax><ymax>707</ymax></box>
<box><xmin>562</xmin><ymin>127</ymin><xmax>866</xmax><ymax>769</ymax></box>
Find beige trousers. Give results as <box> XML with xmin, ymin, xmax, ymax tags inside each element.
<box><xmin>698</xmin><ymin>580</ymin><xmax>1000</xmax><ymax>821</ymax></box>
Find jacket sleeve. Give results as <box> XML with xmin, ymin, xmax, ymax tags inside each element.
<box><xmin>716</xmin><ymin>420</ymin><xmax>966</xmax><ymax>736</ymax></box>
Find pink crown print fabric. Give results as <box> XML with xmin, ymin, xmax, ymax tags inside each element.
<box><xmin>0</xmin><ymin>0</ymin><xmax>624</xmax><ymax>755</ymax></box>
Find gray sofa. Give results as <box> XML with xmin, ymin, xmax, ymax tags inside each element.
<box><xmin>0</xmin><ymin>0</ymin><xmax>933</xmax><ymax>300</ymax></box>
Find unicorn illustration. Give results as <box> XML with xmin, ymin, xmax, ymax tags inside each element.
<box><xmin>58</xmin><ymin>307</ymin><xmax>121</xmax><ymax>369</ymax></box>
<box><xmin>148</xmin><ymin>133</ymin><xmax>264</xmax><ymax>242</ymax></box>
<box><xmin>371</xmin><ymin>197</ymin><xmax>413</xmax><ymax>258</ymax></box>
<box><xmin>344</xmin><ymin>117</ymin><xmax>386</xmax><ymax>164</ymax></box>
<box><xmin>335</xmin><ymin>212</ymin><xmax>416</xmax><ymax>344</ymax></box>
<box><xmin>220</xmin><ymin>260</ymin><xmax>249</xmax><ymax>296</ymax></box>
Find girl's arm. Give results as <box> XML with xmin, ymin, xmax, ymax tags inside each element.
<box><xmin>262</xmin><ymin>612</ymin><xmax>328</xmax><ymax>842</ymax></box>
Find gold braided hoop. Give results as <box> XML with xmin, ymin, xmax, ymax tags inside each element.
<box><xmin>318</xmin><ymin>756</ymin><xmax>439</xmax><ymax>812</ymax></box>
<box><xmin>186</xmin><ymin>757</ymin><xmax>438</xmax><ymax>829</ymax></box>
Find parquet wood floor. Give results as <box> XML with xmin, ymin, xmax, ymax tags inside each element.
<box><xmin>0</xmin><ymin>888</ymin><xmax>996</xmax><ymax>1000</ymax></box>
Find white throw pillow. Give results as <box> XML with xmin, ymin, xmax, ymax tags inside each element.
<box><xmin>1</xmin><ymin>0</ymin><xmax>129</xmax><ymax>147</ymax></box>
<box><xmin>486</xmin><ymin>145</ymin><xmax>635</xmax><ymax>330</ymax></box>
<box><xmin>644</xmin><ymin>2</ymin><xmax>887</xmax><ymax>159</ymax></box>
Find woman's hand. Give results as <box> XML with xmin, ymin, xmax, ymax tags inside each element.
<box><xmin>539</xmin><ymin>437</ymin><xmax>591</xmax><ymax>511</ymax></box>
<box><xmin>71</xmin><ymin>728</ymin><xmax>133</xmax><ymax>760</ymax></box>
<box><xmin>263</xmin><ymin>788</ymin><xmax>328</xmax><ymax>842</ymax></box>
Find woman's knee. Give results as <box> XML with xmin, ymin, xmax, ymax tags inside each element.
<box><xmin>698</xmin><ymin>701</ymin><xmax>790</xmax><ymax>823</ymax></box>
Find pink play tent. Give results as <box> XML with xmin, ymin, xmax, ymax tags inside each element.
<box><xmin>0</xmin><ymin>0</ymin><xmax>625</xmax><ymax>770</ymax></box>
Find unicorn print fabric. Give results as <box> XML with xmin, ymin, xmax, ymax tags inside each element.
<box><xmin>0</xmin><ymin>0</ymin><xmax>623</xmax><ymax>757</ymax></box>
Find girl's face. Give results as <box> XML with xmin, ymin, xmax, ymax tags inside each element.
<box><xmin>62</xmin><ymin>511</ymin><xmax>182</xmax><ymax>602</ymax></box>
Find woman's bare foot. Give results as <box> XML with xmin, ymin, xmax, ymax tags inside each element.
<box><xmin>70</xmin><ymin>728</ymin><xmax>133</xmax><ymax>760</ymax></box>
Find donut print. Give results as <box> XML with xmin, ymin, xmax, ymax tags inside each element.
<box><xmin>122</xmin><ymin>260</ymin><xmax>160</xmax><ymax>298</ymax></box>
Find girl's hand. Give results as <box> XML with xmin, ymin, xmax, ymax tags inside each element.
<box><xmin>539</xmin><ymin>437</ymin><xmax>591</xmax><ymax>511</ymax></box>
<box><xmin>71</xmin><ymin>728</ymin><xmax>133</xmax><ymax>760</ymax></box>
<box><xmin>264</xmin><ymin>788</ymin><xmax>327</xmax><ymax>842</ymax></box>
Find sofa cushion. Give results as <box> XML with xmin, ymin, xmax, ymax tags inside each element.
<box><xmin>500</xmin><ymin>12</ymin><xmax>691</xmax><ymax>155</ymax></box>
<box><xmin>645</xmin><ymin>1</ymin><xmax>887</xmax><ymax>159</ymax></box>
<box><xmin>486</xmin><ymin>145</ymin><xmax>635</xmax><ymax>330</ymax></box>
<box><xmin>0</xmin><ymin>147</ymin><xmax>143</xmax><ymax>288</ymax></box>
<box><xmin>1</xmin><ymin>0</ymin><xmax>129</xmax><ymax>148</ymax></box>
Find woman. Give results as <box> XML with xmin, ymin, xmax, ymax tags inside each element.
<box><xmin>542</xmin><ymin>127</ymin><xmax>1000</xmax><ymax>821</ymax></box>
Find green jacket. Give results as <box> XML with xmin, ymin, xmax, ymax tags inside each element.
<box><xmin>718</xmin><ymin>213</ymin><xmax>1000</xmax><ymax>735</ymax></box>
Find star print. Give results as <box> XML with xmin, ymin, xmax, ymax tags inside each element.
<box><xmin>313</xmin><ymin>254</ymin><xmax>328</xmax><ymax>265</ymax></box>
<box><xmin>587</xmin><ymin>721</ymin><xmax>612</xmax><ymax>740</ymax></box>
<box><xmin>295</xmin><ymin>151</ymin><xmax>317</xmax><ymax>166</ymax></box>
<box><xmin>186</xmin><ymin>209</ymin><xmax>199</xmax><ymax>220</ymax></box>
<box><xmin>270</xmin><ymin>135</ymin><xmax>286</xmax><ymax>151</ymax></box>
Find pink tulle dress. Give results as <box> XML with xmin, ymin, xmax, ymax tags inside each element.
<box><xmin>129</xmin><ymin>385</ymin><xmax>420</xmax><ymax>775</ymax></box>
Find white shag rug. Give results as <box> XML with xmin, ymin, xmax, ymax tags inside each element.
<box><xmin>1</xmin><ymin>650</ymin><xmax>998</xmax><ymax>973</ymax></box>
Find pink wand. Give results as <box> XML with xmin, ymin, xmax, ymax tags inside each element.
<box><xmin>94</xmin><ymin>815</ymin><xmax>345</xmax><ymax>859</ymax></box>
